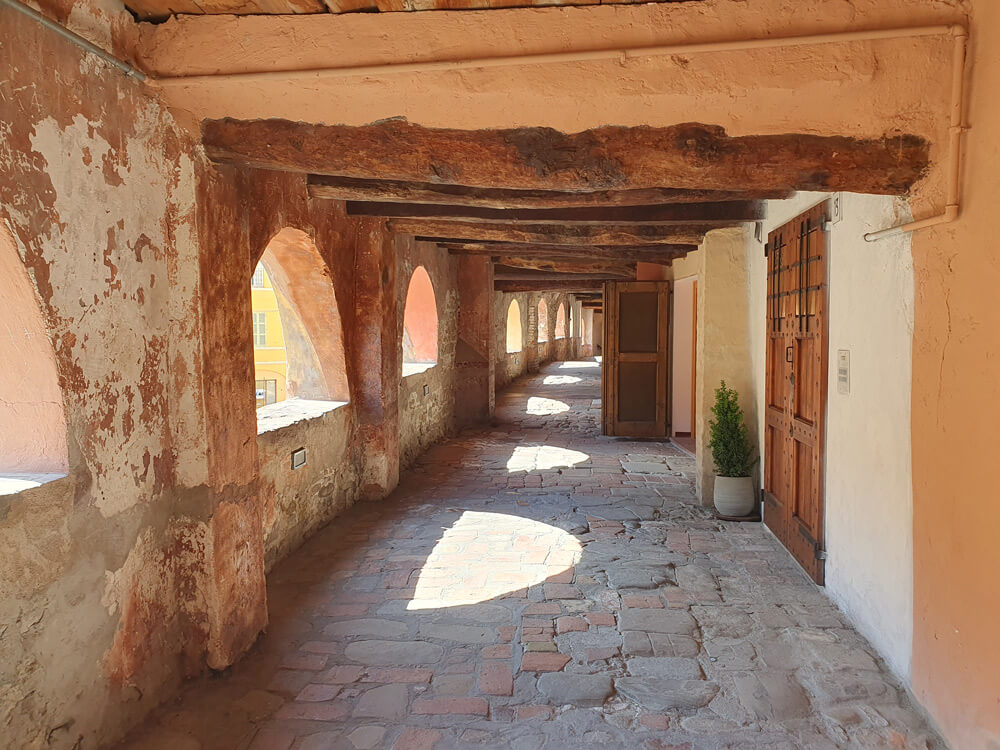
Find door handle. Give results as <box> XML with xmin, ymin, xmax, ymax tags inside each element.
<box><xmin>785</xmin><ymin>345</ymin><xmax>794</xmax><ymax>364</ymax></box>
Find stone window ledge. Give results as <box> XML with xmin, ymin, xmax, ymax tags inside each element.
<box><xmin>257</xmin><ymin>398</ymin><xmax>347</xmax><ymax>436</ymax></box>
<box><xmin>0</xmin><ymin>472</ymin><xmax>68</xmax><ymax>496</ymax></box>
<box><xmin>402</xmin><ymin>362</ymin><xmax>436</xmax><ymax>378</ymax></box>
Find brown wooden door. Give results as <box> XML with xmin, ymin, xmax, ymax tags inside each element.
<box><xmin>763</xmin><ymin>202</ymin><xmax>830</xmax><ymax>584</ymax></box>
<box><xmin>602</xmin><ymin>281</ymin><xmax>670</xmax><ymax>437</ymax></box>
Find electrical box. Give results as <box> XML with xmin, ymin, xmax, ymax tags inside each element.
<box><xmin>837</xmin><ymin>350</ymin><xmax>850</xmax><ymax>395</ymax></box>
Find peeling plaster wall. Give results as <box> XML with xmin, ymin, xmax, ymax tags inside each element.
<box><xmin>398</xmin><ymin>239</ymin><xmax>459</xmax><ymax>469</ymax></box>
<box><xmin>749</xmin><ymin>192</ymin><xmax>916</xmax><ymax>682</ymax></box>
<box><xmin>0</xmin><ymin>2</ymin><xmax>208</xmax><ymax>746</ymax></box>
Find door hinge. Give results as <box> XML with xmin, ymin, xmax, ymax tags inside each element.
<box><xmin>814</xmin><ymin>545</ymin><xmax>828</xmax><ymax>561</ymax></box>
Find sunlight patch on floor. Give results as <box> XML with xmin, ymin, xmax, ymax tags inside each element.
<box><xmin>408</xmin><ymin>511</ymin><xmax>582</xmax><ymax>610</ymax></box>
<box><xmin>506</xmin><ymin>444</ymin><xmax>589</xmax><ymax>473</ymax></box>
<box><xmin>542</xmin><ymin>375</ymin><xmax>582</xmax><ymax>385</ymax></box>
<box><xmin>560</xmin><ymin>360</ymin><xmax>599</xmax><ymax>369</ymax></box>
<box><xmin>526</xmin><ymin>396</ymin><xmax>570</xmax><ymax>415</ymax></box>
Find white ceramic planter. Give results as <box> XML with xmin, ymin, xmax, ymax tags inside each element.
<box><xmin>714</xmin><ymin>476</ymin><xmax>756</xmax><ymax>517</ymax></box>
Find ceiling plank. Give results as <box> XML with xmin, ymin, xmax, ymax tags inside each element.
<box><xmin>346</xmin><ymin>199</ymin><xmax>764</xmax><ymax>225</ymax></box>
<box><xmin>203</xmin><ymin>118</ymin><xmax>929</xmax><ymax>195</ymax></box>
<box><xmin>393</xmin><ymin>219</ymin><xmax>711</xmax><ymax>245</ymax></box>
<box><xmin>307</xmin><ymin>174</ymin><xmax>789</xmax><ymax>208</ymax></box>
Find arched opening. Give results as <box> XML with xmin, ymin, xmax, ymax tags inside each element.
<box><xmin>506</xmin><ymin>299</ymin><xmax>522</xmax><ymax>353</ymax></box>
<box><xmin>0</xmin><ymin>222</ymin><xmax>68</xmax><ymax>491</ymax></box>
<box><xmin>401</xmin><ymin>266</ymin><xmax>439</xmax><ymax>376</ymax></box>
<box><xmin>251</xmin><ymin>228</ymin><xmax>349</xmax><ymax>431</ymax></box>
<box><xmin>537</xmin><ymin>298</ymin><xmax>549</xmax><ymax>343</ymax></box>
<box><xmin>555</xmin><ymin>303</ymin><xmax>567</xmax><ymax>339</ymax></box>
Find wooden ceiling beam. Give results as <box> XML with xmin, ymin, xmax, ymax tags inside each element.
<box><xmin>495</xmin><ymin>279</ymin><xmax>605</xmax><ymax>292</ymax></box>
<box><xmin>394</xmin><ymin>219</ymin><xmax>711</xmax><ymax>245</ymax></box>
<box><xmin>439</xmin><ymin>241</ymin><xmax>694</xmax><ymax>265</ymax></box>
<box><xmin>307</xmin><ymin>174</ymin><xmax>789</xmax><ymax>209</ymax></box>
<box><xmin>203</xmin><ymin>119</ymin><xmax>928</xmax><ymax>195</ymax></box>
<box><xmin>497</xmin><ymin>257</ymin><xmax>635</xmax><ymax>277</ymax></box>
<box><xmin>494</xmin><ymin>270</ymin><xmax>626</xmax><ymax>281</ymax></box>
<box><xmin>347</xmin><ymin>199</ymin><xmax>764</xmax><ymax>225</ymax></box>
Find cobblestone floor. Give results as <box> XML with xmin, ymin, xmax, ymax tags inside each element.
<box><xmin>123</xmin><ymin>360</ymin><xmax>943</xmax><ymax>750</ymax></box>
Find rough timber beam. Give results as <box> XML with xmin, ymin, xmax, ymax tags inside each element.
<box><xmin>307</xmin><ymin>175</ymin><xmax>790</xmax><ymax>209</ymax></box>
<box><xmin>494</xmin><ymin>270</ymin><xmax>625</xmax><ymax>281</ymax></box>
<box><xmin>439</xmin><ymin>241</ymin><xmax>695</xmax><ymax>265</ymax></box>
<box><xmin>393</xmin><ymin>220</ymin><xmax>712</xmax><ymax>246</ymax></box>
<box><xmin>497</xmin><ymin>257</ymin><xmax>635</xmax><ymax>277</ymax></box>
<box><xmin>202</xmin><ymin>119</ymin><xmax>929</xmax><ymax>195</ymax></box>
<box><xmin>346</xmin><ymin>200</ymin><xmax>765</xmax><ymax>225</ymax></box>
<box><xmin>495</xmin><ymin>279</ymin><xmax>604</xmax><ymax>292</ymax></box>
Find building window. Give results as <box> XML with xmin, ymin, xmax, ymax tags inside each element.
<box><xmin>253</xmin><ymin>312</ymin><xmax>267</xmax><ymax>347</ymax></box>
<box><xmin>255</xmin><ymin>379</ymin><xmax>277</xmax><ymax>407</ymax></box>
<box><xmin>251</xmin><ymin>264</ymin><xmax>267</xmax><ymax>288</ymax></box>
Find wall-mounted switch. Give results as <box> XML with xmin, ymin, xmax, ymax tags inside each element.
<box><xmin>291</xmin><ymin>448</ymin><xmax>307</xmax><ymax>470</ymax></box>
<box><xmin>837</xmin><ymin>350</ymin><xmax>850</xmax><ymax>395</ymax></box>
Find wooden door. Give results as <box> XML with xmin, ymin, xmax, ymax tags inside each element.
<box><xmin>763</xmin><ymin>202</ymin><xmax>830</xmax><ymax>584</ymax></box>
<box><xmin>602</xmin><ymin>281</ymin><xmax>670</xmax><ymax>437</ymax></box>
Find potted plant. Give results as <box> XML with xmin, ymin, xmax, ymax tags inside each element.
<box><xmin>708</xmin><ymin>380</ymin><xmax>757</xmax><ymax>517</ymax></box>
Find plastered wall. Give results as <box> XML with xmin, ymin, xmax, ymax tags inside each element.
<box><xmin>672</xmin><ymin>228</ymin><xmax>756</xmax><ymax>504</ymax></box>
<box><xmin>909</xmin><ymin>2</ymin><xmax>1000</xmax><ymax>743</ymax></box>
<box><xmin>748</xmin><ymin>192</ymin><xmax>916</xmax><ymax>682</ymax></box>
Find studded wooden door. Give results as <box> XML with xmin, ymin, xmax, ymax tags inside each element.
<box><xmin>602</xmin><ymin>281</ymin><xmax>670</xmax><ymax>437</ymax></box>
<box><xmin>763</xmin><ymin>202</ymin><xmax>829</xmax><ymax>585</ymax></box>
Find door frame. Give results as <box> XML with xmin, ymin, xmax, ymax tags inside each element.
<box><xmin>762</xmin><ymin>200</ymin><xmax>831</xmax><ymax>585</ymax></box>
<box><xmin>602</xmin><ymin>280</ymin><xmax>671</xmax><ymax>437</ymax></box>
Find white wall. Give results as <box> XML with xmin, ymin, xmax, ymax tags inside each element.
<box><xmin>672</xmin><ymin>276</ymin><xmax>695</xmax><ymax>435</ymax></box>
<box><xmin>749</xmin><ymin>192</ymin><xmax>915</xmax><ymax>680</ymax></box>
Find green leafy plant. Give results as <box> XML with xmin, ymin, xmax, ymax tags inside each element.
<box><xmin>708</xmin><ymin>380</ymin><xmax>756</xmax><ymax>477</ymax></box>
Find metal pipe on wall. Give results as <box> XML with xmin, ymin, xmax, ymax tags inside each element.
<box><xmin>864</xmin><ymin>26</ymin><xmax>968</xmax><ymax>241</ymax></box>
<box><xmin>0</xmin><ymin>0</ymin><xmax>146</xmax><ymax>81</ymax></box>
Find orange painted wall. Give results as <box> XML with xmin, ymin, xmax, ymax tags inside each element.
<box><xmin>910</xmin><ymin>2</ymin><xmax>1000</xmax><ymax>746</ymax></box>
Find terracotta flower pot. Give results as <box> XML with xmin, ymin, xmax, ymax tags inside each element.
<box><xmin>713</xmin><ymin>476</ymin><xmax>756</xmax><ymax>517</ymax></box>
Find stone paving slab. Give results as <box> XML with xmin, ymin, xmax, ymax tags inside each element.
<box><xmin>120</xmin><ymin>360</ymin><xmax>945</xmax><ymax>750</ymax></box>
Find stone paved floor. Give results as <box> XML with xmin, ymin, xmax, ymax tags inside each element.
<box><xmin>122</xmin><ymin>360</ymin><xmax>943</xmax><ymax>750</ymax></box>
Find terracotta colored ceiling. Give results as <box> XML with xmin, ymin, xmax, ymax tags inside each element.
<box><xmin>126</xmin><ymin>0</ymin><xmax>700</xmax><ymax>21</ymax></box>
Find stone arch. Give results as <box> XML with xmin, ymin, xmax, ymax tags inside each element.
<box><xmin>252</xmin><ymin>228</ymin><xmax>349</xmax><ymax>405</ymax></box>
<box><xmin>537</xmin><ymin>298</ymin><xmax>549</xmax><ymax>343</ymax></box>
<box><xmin>402</xmin><ymin>266</ymin><xmax>439</xmax><ymax>375</ymax></box>
<box><xmin>0</xmin><ymin>221</ymin><xmax>68</xmax><ymax>478</ymax></box>
<box><xmin>506</xmin><ymin>299</ymin><xmax>522</xmax><ymax>353</ymax></box>
<box><xmin>555</xmin><ymin>303</ymin><xmax>567</xmax><ymax>339</ymax></box>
